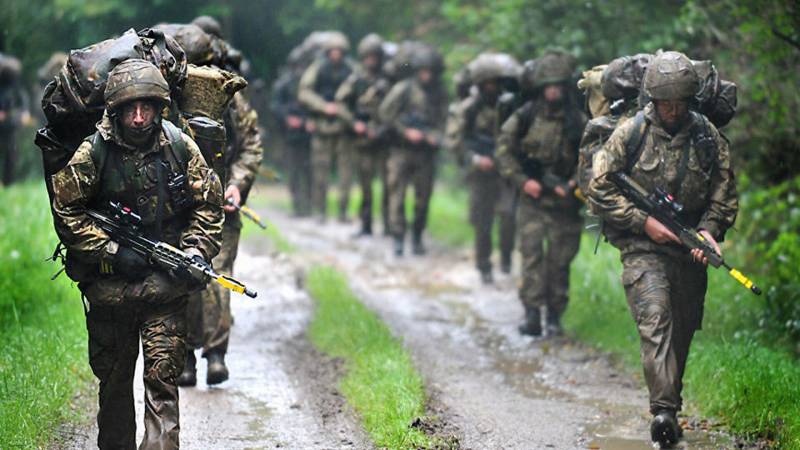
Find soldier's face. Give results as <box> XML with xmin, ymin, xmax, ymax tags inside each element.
<box><xmin>328</xmin><ymin>49</ymin><xmax>343</xmax><ymax>64</ymax></box>
<box><xmin>543</xmin><ymin>84</ymin><xmax>563</xmax><ymax>103</ymax></box>
<box><xmin>654</xmin><ymin>99</ymin><xmax>689</xmax><ymax>131</ymax></box>
<box><xmin>121</xmin><ymin>100</ymin><xmax>157</xmax><ymax>130</ymax></box>
<box><xmin>480</xmin><ymin>81</ymin><xmax>499</xmax><ymax>100</ymax></box>
<box><xmin>362</xmin><ymin>54</ymin><xmax>379</xmax><ymax>71</ymax></box>
<box><xmin>417</xmin><ymin>69</ymin><xmax>432</xmax><ymax>85</ymax></box>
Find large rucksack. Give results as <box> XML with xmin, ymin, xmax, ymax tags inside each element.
<box><xmin>36</xmin><ymin>28</ymin><xmax>188</xmax><ymax>201</ymax></box>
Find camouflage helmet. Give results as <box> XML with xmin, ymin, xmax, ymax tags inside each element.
<box><xmin>410</xmin><ymin>45</ymin><xmax>443</xmax><ymax>73</ymax></box>
<box><xmin>532</xmin><ymin>49</ymin><xmax>576</xmax><ymax>87</ymax></box>
<box><xmin>601</xmin><ymin>53</ymin><xmax>652</xmax><ymax>100</ymax></box>
<box><xmin>642</xmin><ymin>51</ymin><xmax>699</xmax><ymax>100</ymax></box>
<box><xmin>322</xmin><ymin>31</ymin><xmax>351</xmax><ymax>53</ymax></box>
<box><xmin>358</xmin><ymin>33</ymin><xmax>384</xmax><ymax>59</ymax></box>
<box><xmin>0</xmin><ymin>54</ymin><xmax>22</xmax><ymax>83</ymax></box>
<box><xmin>104</xmin><ymin>59</ymin><xmax>171</xmax><ymax>111</ymax></box>
<box><xmin>468</xmin><ymin>52</ymin><xmax>521</xmax><ymax>84</ymax></box>
<box><xmin>191</xmin><ymin>15</ymin><xmax>223</xmax><ymax>38</ymax></box>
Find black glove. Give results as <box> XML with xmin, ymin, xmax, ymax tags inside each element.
<box><xmin>113</xmin><ymin>247</ymin><xmax>149</xmax><ymax>277</ymax></box>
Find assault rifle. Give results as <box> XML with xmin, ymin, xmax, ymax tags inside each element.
<box><xmin>465</xmin><ymin>132</ymin><xmax>496</xmax><ymax>157</ymax></box>
<box><xmin>226</xmin><ymin>198</ymin><xmax>267</xmax><ymax>230</ymax></box>
<box><xmin>607</xmin><ymin>171</ymin><xmax>762</xmax><ymax>295</ymax></box>
<box><xmin>87</xmin><ymin>202</ymin><xmax>257</xmax><ymax>298</ymax></box>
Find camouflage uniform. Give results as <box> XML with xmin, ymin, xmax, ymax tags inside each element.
<box><xmin>448</xmin><ymin>92</ymin><xmax>516</xmax><ymax>276</ymax></box>
<box><xmin>51</xmin><ymin>60</ymin><xmax>223</xmax><ymax>450</ymax></box>
<box><xmin>378</xmin><ymin>67</ymin><xmax>447</xmax><ymax>253</ymax></box>
<box><xmin>298</xmin><ymin>36</ymin><xmax>354</xmax><ymax>220</ymax></box>
<box><xmin>335</xmin><ymin>35</ymin><xmax>391</xmax><ymax>235</ymax></box>
<box><xmin>0</xmin><ymin>54</ymin><xmax>28</xmax><ymax>185</ymax></box>
<box><xmin>588</xmin><ymin>105</ymin><xmax>737</xmax><ymax>415</ymax></box>
<box><xmin>271</xmin><ymin>65</ymin><xmax>312</xmax><ymax>216</ymax></box>
<box><xmin>185</xmin><ymin>92</ymin><xmax>262</xmax><ymax>377</ymax></box>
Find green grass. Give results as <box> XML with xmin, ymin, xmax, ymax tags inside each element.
<box><xmin>306</xmin><ymin>266</ymin><xmax>438</xmax><ymax>449</ymax></box>
<box><xmin>0</xmin><ymin>182</ymin><xmax>93</xmax><ymax>448</ymax></box>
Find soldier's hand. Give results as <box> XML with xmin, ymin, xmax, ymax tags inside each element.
<box><xmin>691</xmin><ymin>229</ymin><xmax>721</xmax><ymax>266</ymax></box>
<box><xmin>554</xmin><ymin>185</ymin><xmax>568</xmax><ymax>198</ymax></box>
<box><xmin>324</xmin><ymin>103</ymin><xmax>339</xmax><ymax>116</ymax></box>
<box><xmin>475</xmin><ymin>156</ymin><xmax>495</xmax><ymax>172</ymax></box>
<box><xmin>286</xmin><ymin>115</ymin><xmax>303</xmax><ymax>129</ymax></box>
<box><xmin>354</xmin><ymin>121</ymin><xmax>367</xmax><ymax>135</ymax></box>
<box><xmin>224</xmin><ymin>185</ymin><xmax>241</xmax><ymax>213</ymax></box>
<box><xmin>305</xmin><ymin>121</ymin><xmax>316</xmax><ymax>133</ymax></box>
<box><xmin>113</xmin><ymin>247</ymin><xmax>149</xmax><ymax>276</ymax></box>
<box><xmin>644</xmin><ymin>216</ymin><xmax>681</xmax><ymax>245</ymax></box>
<box><xmin>523</xmin><ymin>179</ymin><xmax>542</xmax><ymax>199</ymax></box>
<box><xmin>425</xmin><ymin>134</ymin><xmax>438</xmax><ymax>147</ymax></box>
<box><xmin>404</xmin><ymin>128</ymin><xmax>424</xmax><ymax>144</ymax></box>
<box><xmin>0</xmin><ymin>111</ymin><xmax>6</xmax><ymax>122</ymax></box>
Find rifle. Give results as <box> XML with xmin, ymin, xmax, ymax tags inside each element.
<box><xmin>465</xmin><ymin>132</ymin><xmax>496</xmax><ymax>157</ymax></box>
<box><xmin>399</xmin><ymin>111</ymin><xmax>439</xmax><ymax>149</ymax></box>
<box><xmin>226</xmin><ymin>199</ymin><xmax>267</xmax><ymax>230</ymax></box>
<box><xmin>607</xmin><ymin>171</ymin><xmax>762</xmax><ymax>295</ymax></box>
<box><xmin>87</xmin><ymin>202</ymin><xmax>258</xmax><ymax>298</ymax></box>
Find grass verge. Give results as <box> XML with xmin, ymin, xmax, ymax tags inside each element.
<box><xmin>305</xmin><ymin>265</ymin><xmax>437</xmax><ymax>449</ymax></box>
<box><xmin>0</xmin><ymin>182</ymin><xmax>92</xmax><ymax>448</ymax></box>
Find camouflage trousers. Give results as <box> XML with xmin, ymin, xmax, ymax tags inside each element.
<box><xmin>186</xmin><ymin>218</ymin><xmax>241</xmax><ymax>357</ymax></box>
<box><xmin>356</xmin><ymin>144</ymin><xmax>389</xmax><ymax>233</ymax></box>
<box><xmin>311</xmin><ymin>133</ymin><xmax>354</xmax><ymax>220</ymax></box>
<box><xmin>517</xmin><ymin>199</ymin><xmax>582</xmax><ymax>317</ymax></box>
<box><xmin>386</xmin><ymin>148</ymin><xmax>435</xmax><ymax>238</ymax></box>
<box><xmin>285</xmin><ymin>134</ymin><xmax>312</xmax><ymax>216</ymax></box>
<box><xmin>0</xmin><ymin>128</ymin><xmax>17</xmax><ymax>186</ymax></box>
<box><xmin>621</xmin><ymin>251</ymin><xmax>706</xmax><ymax>414</ymax></box>
<box><xmin>82</xmin><ymin>276</ymin><xmax>188</xmax><ymax>450</ymax></box>
<box><xmin>468</xmin><ymin>170</ymin><xmax>517</xmax><ymax>273</ymax></box>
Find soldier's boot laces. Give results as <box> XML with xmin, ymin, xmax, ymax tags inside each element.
<box><xmin>545</xmin><ymin>307</ymin><xmax>564</xmax><ymax>337</ymax></box>
<box><xmin>206</xmin><ymin>352</ymin><xmax>229</xmax><ymax>385</ymax></box>
<box><xmin>518</xmin><ymin>309</ymin><xmax>543</xmax><ymax>337</ymax></box>
<box><xmin>177</xmin><ymin>350</ymin><xmax>197</xmax><ymax>387</ymax></box>
<box><xmin>651</xmin><ymin>409</ymin><xmax>680</xmax><ymax>448</ymax></box>
<box><xmin>412</xmin><ymin>233</ymin><xmax>426</xmax><ymax>256</ymax></box>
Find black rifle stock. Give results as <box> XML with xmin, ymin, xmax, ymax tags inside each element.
<box><xmin>607</xmin><ymin>171</ymin><xmax>761</xmax><ymax>295</ymax></box>
<box><xmin>87</xmin><ymin>202</ymin><xmax>257</xmax><ymax>298</ymax></box>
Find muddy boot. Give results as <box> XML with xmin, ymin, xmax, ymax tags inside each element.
<box><xmin>545</xmin><ymin>307</ymin><xmax>563</xmax><ymax>337</ymax></box>
<box><xmin>352</xmin><ymin>224</ymin><xmax>372</xmax><ymax>239</ymax></box>
<box><xmin>206</xmin><ymin>352</ymin><xmax>229</xmax><ymax>385</ymax></box>
<box><xmin>412</xmin><ymin>232</ymin><xmax>426</xmax><ymax>256</ymax></box>
<box><xmin>501</xmin><ymin>255</ymin><xmax>512</xmax><ymax>274</ymax></box>
<box><xmin>480</xmin><ymin>270</ymin><xmax>494</xmax><ymax>285</ymax></box>
<box><xmin>177</xmin><ymin>350</ymin><xmax>197</xmax><ymax>387</ymax></box>
<box><xmin>518</xmin><ymin>308</ymin><xmax>543</xmax><ymax>337</ymax></box>
<box><xmin>650</xmin><ymin>409</ymin><xmax>680</xmax><ymax>448</ymax></box>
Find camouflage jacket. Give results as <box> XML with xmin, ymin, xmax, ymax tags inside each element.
<box><xmin>298</xmin><ymin>58</ymin><xmax>353</xmax><ymax>135</ymax></box>
<box><xmin>224</xmin><ymin>92</ymin><xmax>264</xmax><ymax>204</ymax></box>
<box><xmin>496</xmin><ymin>100</ymin><xmax>587</xmax><ymax>210</ymax></box>
<box><xmin>587</xmin><ymin>103</ymin><xmax>738</xmax><ymax>256</ymax></box>
<box><xmin>335</xmin><ymin>66</ymin><xmax>391</xmax><ymax>142</ymax></box>
<box><xmin>378</xmin><ymin>78</ymin><xmax>447</xmax><ymax>151</ymax></box>
<box><xmin>445</xmin><ymin>91</ymin><xmax>499</xmax><ymax>169</ymax></box>
<box><xmin>51</xmin><ymin>113</ymin><xmax>224</xmax><ymax>280</ymax></box>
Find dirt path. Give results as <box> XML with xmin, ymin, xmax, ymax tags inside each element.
<box><xmin>265</xmin><ymin>202</ymin><xmax>738</xmax><ymax>450</ymax></box>
<box><xmin>55</xmin><ymin>243</ymin><xmax>371</xmax><ymax>450</ymax></box>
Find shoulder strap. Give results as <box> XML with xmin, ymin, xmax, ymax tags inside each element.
<box><xmin>88</xmin><ymin>132</ymin><xmax>109</xmax><ymax>176</ymax></box>
<box><xmin>623</xmin><ymin>110</ymin><xmax>648</xmax><ymax>174</ymax></box>
<box><xmin>463</xmin><ymin>97</ymin><xmax>482</xmax><ymax>135</ymax></box>
<box><xmin>515</xmin><ymin>101</ymin><xmax>538</xmax><ymax>142</ymax></box>
<box><xmin>161</xmin><ymin>120</ymin><xmax>189</xmax><ymax>169</ymax></box>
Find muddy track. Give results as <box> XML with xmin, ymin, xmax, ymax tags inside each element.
<box><xmin>265</xmin><ymin>202</ymin><xmax>741</xmax><ymax>450</ymax></box>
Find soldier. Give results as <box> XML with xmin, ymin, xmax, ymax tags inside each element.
<box><xmin>272</xmin><ymin>46</ymin><xmax>314</xmax><ymax>216</ymax></box>
<box><xmin>379</xmin><ymin>45</ymin><xmax>447</xmax><ymax>256</ymax></box>
<box><xmin>298</xmin><ymin>31</ymin><xmax>354</xmax><ymax>222</ymax></box>
<box><xmin>587</xmin><ymin>51</ymin><xmax>737</xmax><ymax>447</ymax></box>
<box><xmin>336</xmin><ymin>33</ymin><xmax>391</xmax><ymax>236</ymax></box>
<box><xmin>0</xmin><ymin>53</ymin><xmax>29</xmax><ymax>185</ymax></box>
<box><xmin>496</xmin><ymin>50</ymin><xmax>587</xmax><ymax>336</ymax></box>
<box><xmin>50</xmin><ymin>59</ymin><xmax>223</xmax><ymax>449</ymax></box>
<box><xmin>172</xmin><ymin>30</ymin><xmax>265</xmax><ymax>387</ymax></box>
<box><xmin>447</xmin><ymin>53</ymin><xmax>521</xmax><ymax>283</ymax></box>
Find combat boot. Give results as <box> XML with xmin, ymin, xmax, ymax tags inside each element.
<box><xmin>501</xmin><ymin>255</ymin><xmax>512</xmax><ymax>274</ymax></box>
<box><xmin>545</xmin><ymin>307</ymin><xmax>564</xmax><ymax>337</ymax></box>
<box><xmin>176</xmin><ymin>350</ymin><xmax>197</xmax><ymax>387</ymax></box>
<box><xmin>393</xmin><ymin>235</ymin><xmax>404</xmax><ymax>256</ymax></box>
<box><xmin>480</xmin><ymin>270</ymin><xmax>494</xmax><ymax>285</ymax></box>
<box><xmin>206</xmin><ymin>351</ymin><xmax>229</xmax><ymax>385</ymax></box>
<box><xmin>650</xmin><ymin>409</ymin><xmax>680</xmax><ymax>448</ymax></box>
<box><xmin>518</xmin><ymin>308</ymin><xmax>543</xmax><ymax>337</ymax></box>
<box><xmin>352</xmin><ymin>223</ymin><xmax>372</xmax><ymax>239</ymax></box>
<box><xmin>412</xmin><ymin>232</ymin><xmax>426</xmax><ymax>255</ymax></box>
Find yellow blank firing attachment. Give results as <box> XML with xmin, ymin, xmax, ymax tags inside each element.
<box><xmin>216</xmin><ymin>275</ymin><xmax>258</xmax><ymax>298</ymax></box>
<box><xmin>728</xmin><ymin>268</ymin><xmax>762</xmax><ymax>296</ymax></box>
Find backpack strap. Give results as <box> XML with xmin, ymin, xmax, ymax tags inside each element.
<box><xmin>515</xmin><ymin>101</ymin><xmax>537</xmax><ymax>142</ymax></box>
<box><xmin>88</xmin><ymin>132</ymin><xmax>109</xmax><ymax>176</ymax></box>
<box><xmin>623</xmin><ymin>110</ymin><xmax>648</xmax><ymax>174</ymax></box>
<box><xmin>161</xmin><ymin>120</ymin><xmax>189</xmax><ymax>170</ymax></box>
